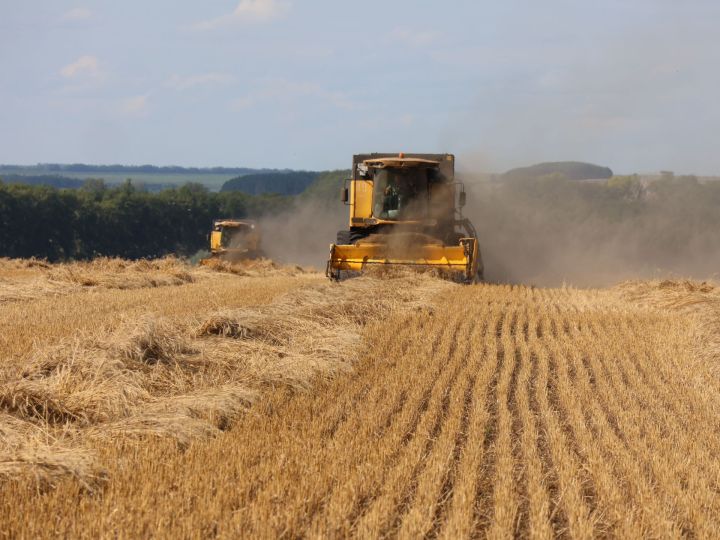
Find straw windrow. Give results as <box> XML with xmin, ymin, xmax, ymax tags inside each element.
<box><xmin>0</xmin><ymin>259</ymin><xmax>448</xmax><ymax>489</ymax></box>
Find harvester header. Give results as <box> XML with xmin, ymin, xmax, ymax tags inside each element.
<box><xmin>327</xmin><ymin>153</ymin><xmax>483</xmax><ymax>282</ymax></box>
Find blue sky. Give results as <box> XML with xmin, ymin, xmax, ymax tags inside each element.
<box><xmin>1</xmin><ymin>0</ymin><xmax>718</xmax><ymax>173</ymax></box>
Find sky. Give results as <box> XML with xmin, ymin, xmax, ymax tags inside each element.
<box><xmin>1</xmin><ymin>0</ymin><xmax>719</xmax><ymax>173</ymax></box>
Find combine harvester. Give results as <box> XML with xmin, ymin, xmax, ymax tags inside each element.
<box><xmin>201</xmin><ymin>219</ymin><xmax>263</xmax><ymax>264</ymax></box>
<box><xmin>327</xmin><ymin>153</ymin><xmax>483</xmax><ymax>282</ymax></box>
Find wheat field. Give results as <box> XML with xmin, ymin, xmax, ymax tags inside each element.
<box><xmin>1</xmin><ymin>258</ymin><xmax>719</xmax><ymax>538</ymax></box>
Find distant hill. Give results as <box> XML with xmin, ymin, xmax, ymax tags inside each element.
<box><xmin>0</xmin><ymin>164</ymin><xmax>263</xmax><ymax>175</ymax></box>
<box><xmin>301</xmin><ymin>170</ymin><xmax>349</xmax><ymax>204</ymax></box>
<box><xmin>0</xmin><ymin>174</ymin><xmax>86</xmax><ymax>189</ymax></box>
<box><xmin>221</xmin><ymin>171</ymin><xmax>321</xmax><ymax>196</ymax></box>
<box><xmin>503</xmin><ymin>162</ymin><xmax>613</xmax><ymax>181</ymax></box>
<box><xmin>0</xmin><ymin>174</ymin><xmax>197</xmax><ymax>192</ymax></box>
<box><xmin>0</xmin><ymin>164</ymin><xmax>281</xmax><ymax>192</ymax></box>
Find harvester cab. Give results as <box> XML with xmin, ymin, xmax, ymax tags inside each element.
<box><xmin>327</xmin><ymin>153</ymin><xmax>483</xmax><ymax>282</ymax></box>
<box><xmin>201</xmin><ymin>219</ymin><xmax>262</xmax><ymax>263</ymax></box>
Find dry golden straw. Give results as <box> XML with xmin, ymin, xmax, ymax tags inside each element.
<box><xmin>1</xmin><ymin>258</ymin><xmax>719</xmax><ymax>538</ymax></box>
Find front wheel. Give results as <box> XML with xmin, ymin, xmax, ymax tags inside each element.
<box><xmin>336</xmin><ymin>230</ymin><xmax>351</xmax><ymax>245</ymax></box>
<box><xmin>476</xmin><ymin>250</ymin><xmax>485</xmax><ymax>282</ymax></box>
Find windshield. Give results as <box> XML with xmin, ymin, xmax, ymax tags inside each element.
<box><xmin>372</xmin><ymin>167</ymin><xmax>435</xmax><ymax>220</ymax></box>
<box><xmin>221</xmin><ymin>227</ymin><xmax>249</xmax><ymax>248</ymax></box>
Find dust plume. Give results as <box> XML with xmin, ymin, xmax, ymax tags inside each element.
<box><xmin>258</xmin><ymin>198</ymin><xmax>345</xmax><ymax>269</ymax></box>
<box><xmin>258</xmin><ymin>167</ymin><xmax>720</xmax><ymax>286</ymax></box>
<box><xmin>460</xmin><ymin>173</ymin><xmax>720</xmax><ymax>286</ymax></box>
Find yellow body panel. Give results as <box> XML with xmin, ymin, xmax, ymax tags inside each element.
<box><xmin>210</xmin><ymin>230</ymin><xmax>223</xmax><ymax>251</ymax></box>
<box><xmin>350</xmin><ymin>179</ymin><xmax>374</xmax><ymax>226</ymax></box>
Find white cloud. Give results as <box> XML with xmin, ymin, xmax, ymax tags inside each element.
<box><xmin>167</xmin><ymin>72</ymin><xmax>234</xmax><ymax>90</ymax></box>
<box><xmin>120</xmin><ymin>95</ymin><xmax>149</xmax><ymax>116</ymax></box>
<box><xmin>230</xmin><ymin>79</ymin><xmax>356</xmax><ymax>112</ymax></box>
<box><xmin>60</xmin><ymin>55</ymin><xmax>99</xmax><ymax>78</ymax></box>
<box><xmin>390</xmin><ymin>27</ymin><xmax>439</xmax><ymax>47</ymax></box>
<box><xmin>61</xmin><ymin>8</ymin><xmax>92</xmax><ymax>22</ymax></box>
<box><xmin>195</xmin><ymin>0</ymin><xmax>290</xmax><ymax>30</ymax></box>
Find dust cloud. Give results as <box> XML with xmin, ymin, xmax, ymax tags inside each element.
<box><xmin>459</xmin><ymin>173</ymin><xmax>720</xmax><ymax>287</ymax></box>
<box><xmin>258</xmin><ymin>171</ymin><xmax>720</xmax><ymax>287</ymax></box>
<box><xmin>258</xmin><ymin>199</ymin><xmax>345</xmax><ymax>269</ymax></box>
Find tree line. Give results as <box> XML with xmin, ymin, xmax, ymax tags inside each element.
<box><xmin>2</xmin><ymin>170</ymin><xmax>719</xmax><ymax>276</ymax></box>
<box><xmin>0</xmin><ymin>179</ymin><xmax>290</xmax><ymax>261</ymax></box>
<box><xmin>221</xmin><ymin>171</ymin><xmax>321</xmax><ymax>195</ymax></box>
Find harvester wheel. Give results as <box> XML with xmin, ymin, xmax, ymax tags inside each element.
<box><xmin>349</xmin><ymin>228</ymin><xmax>371</xmax><ymax>243</ymax></box>
<box><xmin>336</xmin><ymin>230</ymin><xmax>352</xmax><ymax>245</ymax></box>
<box><xmin>476</xmin><ymin>255</ymin><xmax>485</xmax><ymax>282</ymax></box>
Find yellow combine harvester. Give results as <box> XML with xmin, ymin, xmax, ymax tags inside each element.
<box><xmin>327</xmin><ymin>153</ymin><xmax>483</xmax><ymax>283</ymax></box>
<box><xmin>201</xmin><ymin>219</ymin><xmax>262</xmax><ymax>264</ymax></box>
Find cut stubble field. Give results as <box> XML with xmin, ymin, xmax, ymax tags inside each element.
<box><xmin>1</xmin><ymin>258</ymin><xmax>719</xmax><ymax>538</ymax></box>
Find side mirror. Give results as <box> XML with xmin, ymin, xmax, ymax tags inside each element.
<box><xmin>341</xmin><ymin>186</ymin><xmax>349</xmax><ymax>203</ymax></box>
<box><xmin>459</xmin><ymin>191</ymin><xmax>467</xmax><ymax>208</ymax></box>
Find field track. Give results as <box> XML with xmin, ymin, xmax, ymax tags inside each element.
<box><xmin>1</xmin><ymin>260</ymin><xmax>720</xmax><ymax>538</ymax></box>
